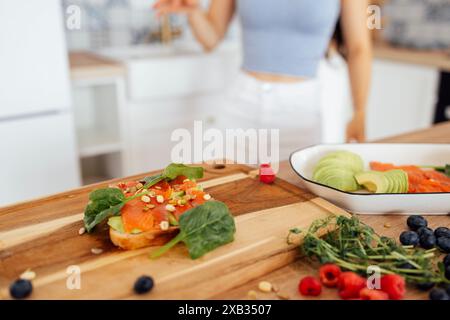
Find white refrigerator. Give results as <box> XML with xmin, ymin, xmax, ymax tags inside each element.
<box><xmin>0</xmin><ymin>0</ymin><xmax>81</xmax><ymax>206</ymax></box>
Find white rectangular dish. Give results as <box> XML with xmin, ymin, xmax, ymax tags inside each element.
<box><xmin>289</xmin><ymin>143</ymin><xmax>450</xmax><ymax>215</ymax></box>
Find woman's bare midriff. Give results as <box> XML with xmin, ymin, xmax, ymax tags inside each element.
<box><xmin>245</xmin><ymin>70</ymin><xmax>307</xmax><ymax>83</ymax></box>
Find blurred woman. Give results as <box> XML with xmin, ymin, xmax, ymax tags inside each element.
<box><xmin>154</xmin><ymin>0</ymin><xmax>372</xmax><ymax>159</ymax></box>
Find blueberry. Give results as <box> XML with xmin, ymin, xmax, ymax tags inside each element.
<box><xmin>416</xmin><ymin>282</ymin><xmax>435</xmax><ymax>291</ymax></box>
<box><xmin>407</xmin><ymin>215</ymin><xmax>428</xmax><ymax>231</ymax></box>
<box><xmin>436</xmin><ymin>237</ymin><xmax>450</xmax><ymax>253</ymax></box>
<box><xmin>444</xmin><ymin>254</ymin><xmax>450</xmax><ymax>267</ymax></box>
<box><xmin>133</xmin><ymin>275</ymin><xmax>154</xmax><ymax>294</ymax></box>
<box><xmin>9</xmin><ymin>279</ymin><xmax>32</xmax><ymax>299</ymax></box>
<box><xmin>399</xmin><ymin>231</ymin><xmax>420</xmax><ymax>246</ymax></box>
<box><xmin>445</xmin><ymin>284</ymin><xmax>450</xmax><ymax>296</ymax></box>
<box><xmin>419</xmin><ymin>234</ymin><xmax>436</xmax><ymax>249</ymax></box>
<box><xmin>429</xmin><ymin>288</ymin><xmax>450</xmax><ymax>300</ymax></box>
<box><xmin>435</xmin><ymin>227</ymin><xmax>450</xmax><ymax>239</ymax></box>
<box><xmin>446</xmin><ymin>265</ymin><xmax>450</xmax><ymax>280</ymax></box>
<box><xmin>417</xmin><ymin>227</ymin><xmax>434</xmax><ymax>237</ymax></box>
<box><xmin>398</xmin><ymin>262</ymin><xmax>416</xmax><ymax>270</ymax></box>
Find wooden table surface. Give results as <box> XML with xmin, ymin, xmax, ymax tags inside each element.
<box><xmin>216</xmin><ymin>122</ymin><xmax>450</xmax><ymax>300</ymax></box>
<box><xmin>1</xmin><ymin>122</ymin><xmax>449</xmax><ymax>300</ymax></box>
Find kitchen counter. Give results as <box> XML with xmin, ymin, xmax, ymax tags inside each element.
<box><xmin>373</xmin><ymin>41</ymin><xmax>450</xmax><ymax>72</ymax></box>
<box><xmin>68</xmin><ymin>41</ymin><xmax>450</xmax><ymax>81</ymax></box>
<box><xmin>69</xmin><ymin>51</ymin><xmax>125</xmax><ymax>80</ymax></box>
<box><xmin>218</xmin><ymin>121</ymin><xmax>450</xmax><ymax>300</ymax></box>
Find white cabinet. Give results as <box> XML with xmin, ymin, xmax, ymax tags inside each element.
<box><xmin>0</xmin><ymin>0</ymin><xmax>80</xmax><ymax>206</ymax></box>
<box><xmin>118</xmin><ymin>44</ymin><xmax>240</xmax><ymax>174</ymax></box>
<box><xmin>71</xmin><ymin>77</ymin><xmax>128</xmax><ymax>183</ymax></box>
<box><xmin>127</xmin><ymin>53</ymin><xmax>238</xmax><ymax>101</ymax></box>
<box><xmin>366</xmin><ymin>60</ymin><xmax>439</xmax><ymax>141</ymax></box>
<box><xmin>127</xmin><ymin>94</ymin><xmax>222</xmax><ymax>174</ymax></box>
<box><xmin>0</xmin><ymin>0</ymin><xmax>71</xmax><ymax>118</ymax></box>
<box><xmin>0</xmin><ymin>113</ymin><xmax>80</xmax><ymax>205</ymax></box>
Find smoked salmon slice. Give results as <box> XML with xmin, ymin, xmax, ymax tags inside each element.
<box><xmin>370</xmin><ymin>161</ymin><xmax>450</xmax><ymax>193</ymax></box>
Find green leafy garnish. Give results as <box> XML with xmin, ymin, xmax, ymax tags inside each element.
<box><xmin>142</xmin><ymin>163</ymin><xmax>204</xmax><ymax>189</ymax></box>
<box><xmin>84</xmin><ymin>189</ymin><xmax>125</xmax><ymax>232</ymax></box>
<box><xmin>83</xmin><ymin>163</ymin><xmax>204</xmax><ymax>232</ymax></box>
<box><xmin>142</xmin><ymin>174</ymin><xmax>165</xmax><ymax>188</ymax></box>
<box><xmin>443</xmin><ymin>164</ymin><xmax>450</xmax><ymax>178</ymax></box>
<box><xmin>421</xmin><ymin>164</ymin><xmax>450</xmax><ymax>178</ymax></box>
<box><xmin>163</xmin><ymin>163</ymin><xmax>204</xmax><ymax>180</ymax></box>
<box><xmin>150</xmin><ymin>201</ymin><xmax>236</xmax><ymax>259</ymax></box>
<box><xmin>288</xmin><ymin>215</ymin><xmax>450</xmax><ymax>285</ymax></box>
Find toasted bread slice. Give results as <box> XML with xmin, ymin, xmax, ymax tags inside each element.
<box><xmin>109</xmin><ymin>227</ymin><xmax>179</xmax><ymax>250</ymax></box>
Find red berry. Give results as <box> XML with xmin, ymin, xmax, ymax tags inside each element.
<box><xmin>298</xmin><ymin>276</ymin><xmax>322</xmax><ymax>297</ymax></box>
<box><xmin>359</xmin><ymin>288</ymin><xmax>389</xmax><ymax>300</ymax></box>
<box><xmin>259</xmin><ymin>164</ymin><xmax>276</xmax><ymax>184</ymax></box>
<box><xmin>319</xmin><ymin>264</ymin><xmax>342</xmax><ymax>288</ymax></box>
<box><xmin>380</xmin><ymin>274</ymin><xmax>405</xmax><ymax>300</ymax></box>
<box><xmin>338</xmin><ymin>272</ymin><xmax>366</xmax><ymax>300</ymax></box>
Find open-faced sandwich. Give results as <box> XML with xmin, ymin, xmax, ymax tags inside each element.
<box><xmin>83</xmin><ymin>163</ymin><xmax>236</xmax><ymax>259</ymax></box>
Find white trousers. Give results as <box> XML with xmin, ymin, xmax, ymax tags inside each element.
<box><xmin>218</xmin><ymin>71</ymin><xmax>322</xmax><ymax>161</ymax></box>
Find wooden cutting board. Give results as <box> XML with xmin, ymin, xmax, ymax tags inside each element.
<box><xmin>0</xmin><ymin>164</ymin><xmax>350</xmax><ymax>299</ymax></box>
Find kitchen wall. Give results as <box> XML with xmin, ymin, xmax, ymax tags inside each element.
<box><xmin>62</xmin><ymin>0</ymin><xmax>239</xmax><ymax>50</ymax></box>
<box><xmin>63</xmin><ymin>0</ymin><xmax>170</xmax><ymax>50</ymax></box>
<box><xmin>383</xmin><ymin>0</ymin><xmax>450</xmax><ymax>49</ymax></box>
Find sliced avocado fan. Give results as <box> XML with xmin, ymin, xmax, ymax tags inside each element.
<box><xmin>355</xmin><ymin>169</ymin><xmax>408</xmax><ymax>194</ymax></box>
<box><xmin>312</xmin><ymin>151</ymin><xmax>364</xmax><ymax>192</ymax></box>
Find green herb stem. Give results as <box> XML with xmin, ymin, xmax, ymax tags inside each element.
<box><xmin>150</xmin><ymin>232</ymin><xmax>185</xmax><ymax>259</ymax></box>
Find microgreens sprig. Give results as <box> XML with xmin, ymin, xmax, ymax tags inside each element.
<box><xmin>288</xmin><ymin>215</ymin><xmax>450</xmax><ymax>285</ymax></box>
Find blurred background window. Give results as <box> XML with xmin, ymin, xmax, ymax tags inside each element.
<box><xmin>383</xmin><ymin>0</ymin><xmax>450</xmax><ymax>49</ymax></box>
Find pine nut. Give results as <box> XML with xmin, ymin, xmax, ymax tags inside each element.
<box><xmin>203</xmin><ymin>194</ymin><xmax>212</xmax><ymax>201</ymax></box>
<box><xmin>91</xmin><ymin>248</ymin><xmax>103</xmax><ymax>255</ymax></box>
<box><xmin>258</xmin><ymin>281</ymin><xmax>272</xmax><ymax>293</ymax></box>
<box><xmin>160</xmin><ymin>221</ymin><xmax>169</xmax><ymax>231</ymax></box>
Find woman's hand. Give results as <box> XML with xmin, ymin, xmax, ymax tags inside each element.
<box><xmin>153</xmin><ymin>0</ymin><xmax>234</xmax><ymax>51</ymax></box>
<box><xmin>153</xmin><ymin>0</ymin><xmax>200</xmax><ymax>15</ymax></box>
<box><xmin>346</xmin><ymin>111</ymin><xmax>366</xmax><ymax>142</ymax></box>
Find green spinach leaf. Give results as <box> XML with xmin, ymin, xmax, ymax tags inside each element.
<box><xmin>150</xmin><ymin>201</ymin><xmax>235</xmax><ymax>259</ymax></box>
<box><xmin>142</xmin><ymin>174</ymin><xmax>164</xmax><ymax>188</ymax></box>
<box><xmin>142</xmin><ymin>164</ymin><xmax>203</xmax><ymax>188</ymax></box>
<box><xmin>163</xmin><ymin>163</ymin><xmax>204</xmax><ymax>180</ymax></box>
<box><xmin>83</xmin><ymin>188</ymin><xmax>125</xmax><ymax>232</ymax></box>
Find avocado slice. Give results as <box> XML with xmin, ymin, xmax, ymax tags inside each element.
<box><xmin>170</xmin><ymin>190</ymin><xmax>185</xmax><ymax>199</ymax></box>
<box><xmin>316</xmin><ymin>151</ymin><xmax>364</xmax><ymax>173</ymax></box>
<box><xmin>354</xmin><ymin>171</ymin><xmax>388</xmax><ymax>193</ymax></box>
<box><xmin>319</xmin><ymin>168</ymin><xmax>359</xmax><ymax>191</ymax></box>
<box><xmin>312</xmin><ymin>151</ymin><xmax>364</xmax><ymax>192</ymax></box>
<box><xmin>385</xmin><ymin>170</ymin><xmax>408</xmax><ymax>193</ymax></box>
<box><xmin>107</xmin><ymin>216</ymin><xmax>143</xmax><ymax>234</ymax></box>
<box><xmin>108</xmin><ymin>216</ymin><xmax>125</xmax><ymax>233</ymax></box>
<box><xmin>314</xmin><ymin>158</ymin><xmax>360</xmax><ymax>176</ymax></box>
<box><xmin>355</xmin><ymin>169</ymin><xmax>408</xmax><ymax>194</ymax></box>
<box><xmin>384</xmin><ymin>172</ymin><xmax>396</xmax><ymax>193</ymax></box>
